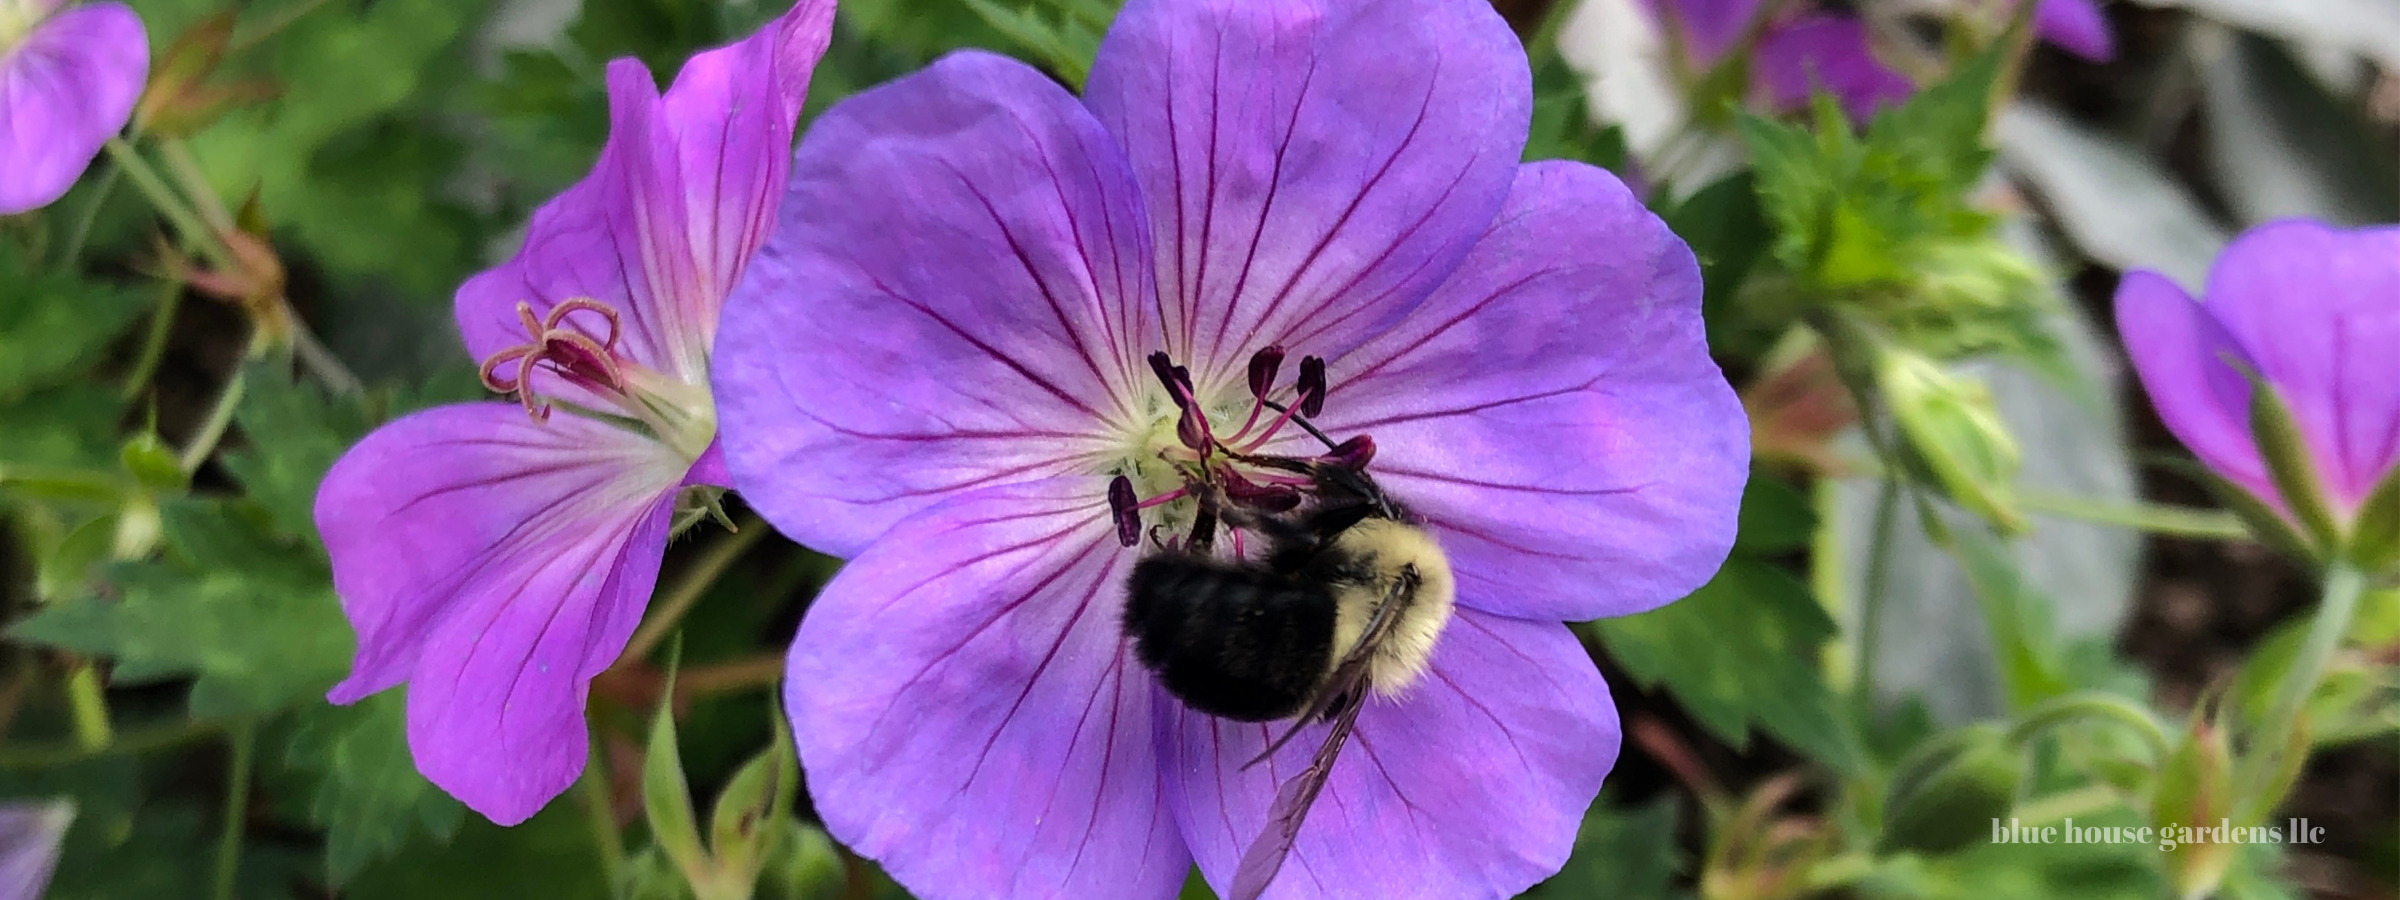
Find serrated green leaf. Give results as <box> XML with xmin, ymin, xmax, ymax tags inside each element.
<box><xmin>220</xmin><ymin>362</ymin><xmax>375</xmax><ymax>542</ymax></box>
<box><xmin>9</xmin><ymin>499</ymin><xmax>350</xmax><ymax>719</ymax></box>
<box><xmin>278</xmin><ymin>691</ymin><xmax>465</xmax><ymax>885</ymax></box>
<box><xmin>0</xmin><ymin>250</ymin><xmax>149</xmax><ymax>401</ymax></box>
<box><xmin>1594</xmin><ymin>557</ymin><xmax>1858</xmax><ymax>770</ymax></box>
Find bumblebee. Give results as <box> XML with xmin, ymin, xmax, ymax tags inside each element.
<box><xmin>1119</xmin><ymin>461</ymin><xmax>1456</xmax><ymax>900</ymax></box>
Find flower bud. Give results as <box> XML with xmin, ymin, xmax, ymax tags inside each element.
<box><xmin>1875</xmin><ymin>347</ymin><xmax>2026</xmax><ymax>533</ymax></box>
<box><xmin>1877</xmin><ymin>724</ymin><xmax>2024</xmax><ymax>856</ymax></box>
<box><xmin>2150</xmin><ymin>708</ymin><xmax>2236</xmax><ymax>900</ymax></box>
<box><xmin>641</xmin><ymin>662</ymin><xmax>710</xmax><ymax>894</ymax></box>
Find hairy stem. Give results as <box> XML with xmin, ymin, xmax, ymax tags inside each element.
<box><xmin>2240</xmin><ymin>564</ymin><xmax>2367</xmax><ymax>799</ymax></box>
<box><xmin>102</xmin><ymin>138</ymin><xmax>229</xmax><ymax>270</ymax></box>
<box><xmin>2015</xmin><ymin>490</ymin><xmax>2248</xmax><ymax>541</ymax></box>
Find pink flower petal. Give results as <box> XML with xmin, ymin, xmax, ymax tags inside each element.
<box><xmin>0</xmin><ymin>2</ymin><xmax>147</xmax><ymax>214</ymax></box>
<box><xmin>1082</xmin><ymin>0</ymin><xmax>1532</xmax><ymax>387</ymax></box>
<box><xmin>786</xmin><ymin>479</ymin><xmax>1189</xmax><ymax>900</ymax></box>
<box><xmin>1313</xmin><ymin>162</ymin><xmax>1745</xmax><ymax>621</ymax></box>
<box><xmin>315</xmin><ymin>403</ymin><xmax>689</xmax><ymax>823</ymax></box>
<box><xmin>1163</xmin><ymin>610</ymin><xmax>1615</xmax><ymax>900</ymax></box>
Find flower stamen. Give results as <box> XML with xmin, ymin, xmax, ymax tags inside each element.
<box><xmin>479</xmin><ymin>299</ymin><xmax>632</xmax><ymax>422</ymax></box>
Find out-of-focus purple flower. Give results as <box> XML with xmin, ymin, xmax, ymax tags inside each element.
<box><xmin>2117</xmin><ymin>220</ymin><xmax>2400</xmax><ymax>527</ymax></box>
<box><xmin>0</xmin><ymin>0</ymin><xmax>147</xmax><ymax>214</ymax></box>
<box><xmin>0</xmin><ymin>799</ymin><xmax>72</xmax><ymax>900</ymax></box>
<box><xmin>311</xmin><ymin>0</ymin><xmax>833</xmax><ymax>826</ymax></box>
<box><xmin>712</xmin><ymin>0</ymin><xmax>1749</xmax><ymax>897</ymax></box>
<box><xmin>1642</xmin><ymin>0</ymin><xmax>2112</xmax><ymax>120</ymax></box>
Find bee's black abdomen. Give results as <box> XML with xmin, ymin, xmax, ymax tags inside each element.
<box><xmin>1123</xmin><ymin>556</ymin><xmax>1335</xmax><ymax>722</ymax></box>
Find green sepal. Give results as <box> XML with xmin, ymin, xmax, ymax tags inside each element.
<box><xmin>1876</xmin><ymin>346</ymin><xmax>2028</xmax><ymax>534</ymax></box>
<box><xmin>2193</xmin><ymin>468</ymin><xmax>2321</xmax><ymax>567</ymax></box>
<box><xmin>2150</xmin><ymin>704</ymin><xmax>2238</xmax><ymax>900</ymax></box>
<box><xmin>640</xmin><ymin>643</ymin><xmax>709</xmax><ymax>892</ymax></box>
<box><xmin>706</xmin><ymin>723</ymin><xmax>798</xmax><ymax>896</ymax></box>
<box><xmin>117</xmin><ymin>433</ymin><xmax>187</xmax><ymax>495</ymax></box>
<box><xmin>2246</xmin><ymin>378</ymin><xmax>2340</xmax><ymax>553</ymax></box>
<box><xmin>1877</xmin><ymin>723</ymin><xmax>2024</xmax><ymax>856</ymax></box>
<box><xmin>2343</xmin><ymin>467</ymin><xmax>2400</xmax><ymax>573</ymax></box>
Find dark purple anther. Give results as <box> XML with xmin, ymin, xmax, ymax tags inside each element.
<box><xmin>1221</xmin><ymin>472</ymin><xmax>1302</xmax><ymax>513</ymax></box>
<box><xmin>1148</xmin><ymin>352</ymin><xmax>1189</xmax><ymax>409</ymax></box>
<box><xmin>1107</xmin><ymin>475</ymin><xmax>1141</xmax><ymax>547</ymax></box>
<box><xmin>1176</xmin><ymin>402</ymin><xmax>1212</xmax><ymax>451</ymax></box>
<box><xmin>1246</xmin><ymin>345</ymin><xmax>1286</xmax><ymax>399</ymax></box>
<box><xmin>1296</xmin><ymin>356</ymin><xmax>1328</xmax><ymax>417</ymax></box>
<box><xmin>1325</xmin><ymin>434</ymin><xmax>1376</xmax><ymax>469</ymax></box>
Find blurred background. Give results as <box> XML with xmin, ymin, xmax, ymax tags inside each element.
<box><xmin>0</xmin><ymin>0</ymin><xmax>2393</xmax><ymax>898</ymax></box>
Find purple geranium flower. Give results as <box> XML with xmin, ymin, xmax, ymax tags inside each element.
<box><xmin>312</xmin><ymin>0</ymin><xmax>833</xmax><ymax>825</ymax></box>
<box><xmin>0</xmin><ymin>0</ymin><xmax>147</xmax><ymax>214</ymax></box>
<box><xmin>2116</xmin><ymin>219</ymin><xmax>2400</xmax><ymax>527</ymax></box>
<box><xmin>711</xmin><ymin>0</ymin><xmax>1748</xmax><ymax>897</ymax></box>
<box><xmin>1644</xmin><ymin>0</ymin><xmax>2112</xmax><ymax>119</ymax></box>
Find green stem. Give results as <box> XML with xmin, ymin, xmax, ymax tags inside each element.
<box><xmin>2240</xmin><ymin>564</ymin><xmax>2367</xmax><ymax>797</ymax></box>
<box><xmin>0</xmin><ymin>718</ymin><xmax>220</xmax><ymax>769</ymax></box>
<box><xmin>212</xmin><ymin>723</ymin><xmax>255</xmax><ymax>900</ymax></box>
<box><xmin>580</xmin><ymin>732</ymin><xmax>628</xmax><ymax>887</ymax></box>
<box><xmin>1851</xmin><ymin>477</ymin><xmax>1901</xmax><ymax>713</ymax></box>
<box><xmin>2010</xmin><ymin>784</ymin><xmax>2130</xmax><ymax>826</ymax></box>
<box><xmin>2004</xmin><ymin>691</ymin><xmax>2173</xmax><ymax>764</ymax></box>
<box><xmin>158</xmin><ymin>139</ymin><xmax>234</xmax><ymax>231</ymax></box>
<box><xmin>101</xmin><ymin>138</ymin><xmax>229</xmax><ymax>270</ymax></box>
<box><xmin>2015</xmin><ymin>490</ymin><xmax>2248</xmax><ymax>541</ymax></box>
<box><xmin>287</xmin><ymin>319</ymin><xmax>364</xmax><ymax>396</ymax></box>
<box><xmin>59</xmin><ymin>163</ymin><xmax>122</xmax><ymax>269</ymax></box>
<box><xmin>180</xmin><ymin>367</ymin><xmax>248</xmax><ymax>474</ymax></box>
<box><xmin>620</xmin><ymin>515</ymin><xmax>767</xmax><ymax>664</ymax></box>
<box><xmin>121</xmin><ymin>281</ymin><xmax>184</xmax><ymax>401</ymax></box>
<box><xmin>63</xmin><ymin>665</ymin><xmax>113</xmax><ymax>751</ymax></box>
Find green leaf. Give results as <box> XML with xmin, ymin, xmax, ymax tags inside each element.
<box><xmin>219</xmin><ymin>362</ymin><xmax>376</xmax><ymax>542</ymax></box>
<box><xmin>1733</xmin><ymin>470</ymin><xmax>1815</xmax><ymax>555</ymax></box>
<box><xmin>278</xmin><ymin>691</ymin><xmax>466</xmax><ymax>885</ymax></box>
<box><xmin>957</xmin><ymin>0</ymin><xmax>1108</xmax><ymax>88</ymax></box>
<box><xmin>0</xmin><ymin>249</ymin><xmax>149</xmax><ymax>401</ymax></box>
<box><xmin>10</xmin><ymin>499</ymin><xmax>351</xmax><ymax>719</ymax></box>
<box><xmin>1523</xmin><ymin>792</ymin><xmax>1687</xmax><ymax>900</ymax></box>
<box><xmin>346</xmin><ymin>802</ymin><xmax>612</xmax><ymax>900</ymax></box>
<box><xmin>1594</xmin><ymin>557</ymin><xmax>1859</xmax><ymax>770</ymax></box>
<box><xmin>1663</xmin><ymin>173</ymin><xmax>1774</xmax><ymax>358</ymax></box>
<box><xmin>0</xmin><ymin>383</ymin><xmax>124</xmax><ymax>471</ymax></box>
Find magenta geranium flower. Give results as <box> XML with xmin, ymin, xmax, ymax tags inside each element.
<box><xmin>311</xmin><ymin>0</ymin><xmax>833</xmax><ymax>825</ymax></box>
<box><xmin>2116</xmin><ymin>219</ymin><xmax>2400</xmax><ymax>531</ymax></box>
<box><xmin>0</xmin><ymin>0</ymin><xmax>147</xmax><ymax>214</ymax></box>
<box><xmin>710</xmin><ymin>0</ymin><xmax>1748</xmax><ymax>896</ymax></box>
<box><xmin>1645</xmin><ymin>0</ymin><xmax>2112</xmax><ymax>119</ymax></box>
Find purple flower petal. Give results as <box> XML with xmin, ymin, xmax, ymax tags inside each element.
<box><xmin>455</xmin><ymin>0</ymin><xmax>833</xmax><ymax>386</ymax></box>
<box><xmin>0</xmin><ymin>2</ymin><xmax>148</xmax><ymax>215</ymax></box>
<box><xmin>2032</xmin><ymin>0</ymin><xmax>2113</xmax><ymax>62</ymax></box>
<box><xmin>2114</xmin><ymin>270</ymin><xmax>2272</xmax><ymax>505</ymax></box>
<box><xmin>0</xmin><ymin>799</ymin><xmax>72</xmax><ymax>900</ymax></box>
<box><xmin>1312</xmin><ymin>162</ymin><xmax>1744</xmax><ymax>621</ymax></box>
<box><xmin>2191</xmin><ymin>220</ymin><xmax>2400</xmax><ymax>507</ymax></box>
<box><xmin>1163</xmin><ymin>610</ymin><xmax>1615</xmax><ymax>900</ymax></box>
<box><xmin>715</xmin><ymin>51</ymin><xmax>1158</xmax><ymax>556</ymax></box>
<box><xmin>1641</xmin><ymin>0</ymin><xmax>1761</xmax><ymax>65</ymax></box>
<box><xmin>315</xmin><ymin>403</ymin><xmax>690</xmax><ymax>824</ymax></box>
<box><xmin>1082</xmin><ymin>0</ymin><xmax>1532</xmax><ymax>386</ymax></box>
<box><xmin>785</xmin><ymin>479</ymin><xmax>1188</xmax><ymax>900</ymax></box>
<box><xmin>1750</xmin><ymin>15</ymin><xmax>1912</xmax><ymax>121</ymax></box>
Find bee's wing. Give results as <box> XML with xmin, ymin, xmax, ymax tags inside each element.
<box><xmin>1226</xmin><ymin>691</ymin><xmax>1367</xmax><ymax>900</ymax></box>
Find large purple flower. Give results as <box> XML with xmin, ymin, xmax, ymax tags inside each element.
<box><xmin>712</xmin><ymin>0</ymin><xmax>1748</xmax><ymax>897</ymax></box>
<box><xmin>0</xmin><ymin>0</ymin><xmax>147</xmax><ymax>214</ymax></box>
<box><xmin>311</xmin><ymin>0</ymin><xmax>833</xmax><ymax>826</ymax></box>
<box><xmin>2116</xmin><ymin>219</ymin><xmax>2400</xmax><ymax>527</ymax></box>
